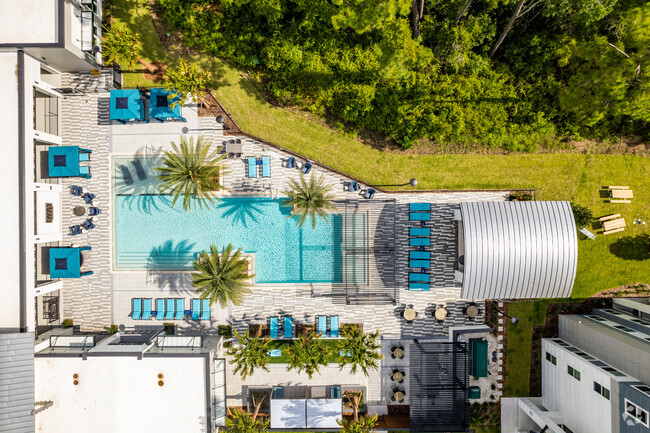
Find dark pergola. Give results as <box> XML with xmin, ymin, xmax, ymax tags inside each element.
<box><xmin>331</xmin><ymin>199</ymin><xmax>397</xmax><ymax>305</ymax></box>
<box><xmin>409</xmin><ymin>341</ymin><xmax>470</xmax><ymax>432</ymax></box>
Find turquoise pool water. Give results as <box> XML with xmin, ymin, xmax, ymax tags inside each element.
<box><xmin>114</xmin><ymin>195</ymin><xmax>335</xmax><ymax>283</ymax></box>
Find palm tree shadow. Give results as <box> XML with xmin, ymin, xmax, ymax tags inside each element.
<box><xmin>217</xmin><ymin>198</ymin><xmax>272</xmax><ymax>227</ymax></box>
<box><xmin>147</xmin><ymin>239</ymin><xmax>197</xmax><ymax>291</ymax></box>
<box><xmin>609</xmin><ymin>235</ymin><xmax>650</xmax><ymax>261</ymax></box>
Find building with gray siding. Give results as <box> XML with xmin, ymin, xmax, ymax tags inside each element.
<box><xmin>0</xmin><ymin>333</ymin><xmax>35</xmax><ymax>433</ymax></box>
<box><xmin>457</xmin><ymin>201</ymin><xmax>578</xmax><ymax>300</ymax></box>
<box><xmin>502</xmin><ymin>301</ymin><xmax>650</xmax><ymax>433</ymax></box>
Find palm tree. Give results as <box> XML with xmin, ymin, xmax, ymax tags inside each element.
<box><xmin>101</xmin><ymin>23</ymin><xmax>157</xmax><ymax>73</ymax></box>
<box><xmin>164</xmin><ymin>59</ymin><xmax>212</xmax><ymax>108</ymax></box>
<box><xmin>226</xmin><ymin>407</ymin><xmax>270</xmax><ymax>433</ymax></box>
<box><xmin>338</xmin><ymin>326</ymin><xmax>383</xmax><ymax>376</ymax></box>
<box><xmin>155</xmin><ymin>135</ymin><xmax>225</xmax><ymax>212</ymax></box>
<box><xmin>283</xmin><ymin>173</ymin><xmax>337</xmax><ymax>229</ymax></box>
<box><xmin>192</xmin><ymin>243</ymin><xmax>253</xmax><ymax>308</ymax></box>
<box><xmin>286</xmin><ymin>331</ymin><xmax>333</xmax><ymax>379</ymax></box>
<box><xmin>337</xmin><ymin>414</ymin><xmax>378</xmax><ymax>433</ymax></box>
<box><xmin>226</xmin><ymin>330</ymin><xmax>271</xmax><ymax>380</ymax></box>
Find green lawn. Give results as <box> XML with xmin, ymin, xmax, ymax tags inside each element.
<box><xmin>267</xmin><ymin>340</ymin><xmax>342</xmax><ymax>364</ymax></box>
<box><xmin>112</xmin><ymin>0</ymin><xmax>650</xmax><ymax>298</ymax></box>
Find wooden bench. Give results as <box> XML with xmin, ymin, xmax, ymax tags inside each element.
<box><xmin>610</xmin><ymin>199</ymin><xmax>632</xmax><ymax>204</ymax></box>
<box><xmin>599</xmin><ymin>214</ymin><xmax>621</xmax><ymax>222</ymax></box>
<box><xmin>603</xmin><ymin>227</ymin><xmax>625</xmax><ymax>235</ymax></box>
<box><xmin>607</xmin><ymin>186</ymin><xmax>629</xmax><ymax>190</ymax></box>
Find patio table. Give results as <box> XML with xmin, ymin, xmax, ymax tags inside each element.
<box><xmin>466</xmin><ymin>305</ymin><xmax>479</xmax><ymax>318</ymax></box>
<box><xmin>403</xmin><ymin>308</ymin><xmax>417</xmax><ymax>321</ymax></box>
<box><xmin>73</xmin><ymin>206</ymin><xmax>86</xmax><ymax>216</ymax></box>
<box><xmin>225</xmin><ymin>142</ymin><xmax>243</xmax><ymax>155</ymax></box>
<box><xmin>435</xmin><ymin>308</ymin><xmax>448</xmax><ymax>321</ymax></box>
<box><xmin>393</xmin><ymin>347</ymin><xmax>404</xmax><ymax>359</ymax></box>
<box><xmin>393</xmin><ymin>391</ymin><xmax>404</xmax><ymax>402</ymax></box>
<box><xmin>392</xmin><ymin>371</ymin><xmax>404</xmax><ymax>382</ymax></box>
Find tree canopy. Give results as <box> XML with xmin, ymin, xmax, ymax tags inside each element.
<box><xmin>157</xmin><ymin>0</ymin><xmax>650</xmax><ymax>149</ymax></box>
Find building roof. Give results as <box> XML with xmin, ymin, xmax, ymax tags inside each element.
<box><xmin>460</xmin><ymin>201</ymin><xmax>577</xmax><ymax>299</ymax></box>
<box><xmin>270</xmin><ymin>398</ymin><xmax>342</xmax><ymax>429</ymax></box>
<box><xmin>0</xmin><ymin>333</ymin><xmax>35</xmax><ymax>433</ymax></box>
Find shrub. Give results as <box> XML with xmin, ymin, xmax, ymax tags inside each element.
<box><xmin>571</xmin><ymin>202</ymin><xmax>594</xmax><ymax>228</ymax></box>
<box><xmin>61</xmin><ymin>319</ymin><xmax>73</xmax><ymax>328</ymax></box>
<box><xmin>106</xmin><ymin>325</ymin><xmax>119</xmax><ymax>334</ymax></box>
<box><xmin>218</xmin><ymin>325</ymin><xmax>233</xmax><ymax>339</ymax></box>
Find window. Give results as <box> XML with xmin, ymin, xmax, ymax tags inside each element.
<box><xmin>545</xmin><ymin>352</ymin><xmax>557</xmax><ymax>365</ymax></box>
<box><xmin>634</xmin><ymin>385</ymin><xmax>650</xmax><ymax>397</ymax></box>
<box><xmin>625</xmin><ymin>399</ymin><xmax>650</xmax><ymax>427</ymax></box>
<box><xmin>594</xmin><ymin>382</ymin><xmax>610</xmax><ymax>400</ymax></box>
<box><xmin>567</xmin><ymin>365</ymin><xmax>580</xmax><ymax>381</ymax></box>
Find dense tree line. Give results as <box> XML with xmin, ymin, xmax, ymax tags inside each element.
<box><xmin>156</xmin><ymin>0</ymin><xmax>649</xmax><ymax>150</ymax></box>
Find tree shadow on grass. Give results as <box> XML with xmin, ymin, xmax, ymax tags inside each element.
<box><xmin>609</xmin><ymin>234</ymin><xmax>650</xmax><ymax>261</ymax></box>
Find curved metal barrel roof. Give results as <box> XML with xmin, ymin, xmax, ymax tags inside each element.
<box><xmin>460</xmin><ymin>201</ymin><xmax>577</xmax><ymax>300</ymax></box>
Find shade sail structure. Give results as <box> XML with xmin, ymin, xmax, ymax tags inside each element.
<box><xmin>270</xmin><ymin>399</ymin><xmax>306</xmax><ymax>429</ymax></box>
<box><xmin>49</xmin><ymin>247</ymin><xmax>91</xmax><ymax>278</ymax></box>
<box><xmin>306</xmin><ymin>399</ymin><xmax>342</xmax><ymax>428</ymax></box>
<box><xmin>48</xmin><ymin>146</ymin><xmax>80</xmax><ymax>177</ymax></box>
<box><xmin>459</xmin><ymin>201</ymin><xmax>577</xmax><ymax>299</ymax></box>
<box><xmin>110</xmin><ymin>89</ymin><xmax>145</xmax><ymax>122</ymax></box>
<box><xmin>149</xmin><ymin>88</ymin><xmax>185</xmax><ymax>121</ymax></box>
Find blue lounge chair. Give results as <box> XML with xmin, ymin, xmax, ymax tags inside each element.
<box><xmin>283</xmin><ymin>316</ymin><xmax>293</xmax><ymax>338</ymax></box>
<box><xmin>262</xmin><ymin>156</ymin><xmax>271</xmax><ymax>177</ymax></box>
<box><xmin>119</xmin><ymin>165</ymin><xmax>133</xmax><ymax>185</ymax></box>
<box><xmin>410</xmin><ymin>212</ymin><xmax>430</xmax><ymax>221</ymax></box>
<box><xmin>142</xmin><ymin>298</ymin><xmax>152</xmax><ymax>320</ymax></box>
<box><xmin>330</xmin><ymin>316</ymin><xmax>339</xmax><ymax>338</ymax></box>
<box><xmin>79</xmin><ymin>152</ymin><xmax>90</xmax><ymax>162</ymax></box>
<box><xmin>70</xmin><ymin>225</ymin><xmax>83</xmax><ymax>236</ymax></box>
<box><xmin>410</xmin><ymin>237</ymin><xmax>430</xmax><ymax>247</ymax></box>
<box><xmin>175</xmin><ymin>299</ymin><xmax>184</xmax><ymax>320</ymax></box>
<box><xmin>350</xmin><ymin>181</ymin><xmax>358</xmax><ymax>192</ymax></box>
<box><xmin>302</xmin><ymin>161</ymin><xmax>312</xmax><ymax>174</ymax></box>
<box><xmin>132</xmin><ymin>159</ymin><xmax>147</xmax><ymax>180</ymax></box>
<box><xmin>82</xmin><ymin>219</ymin><xmax>95</xmax><ymax>231</ymax></box>
<box><xmin>247</xmin><ymin>157</ymin><xmax>257</xmax><ymax>178</ymax></box>
<box><xmin>268</xmin><ymin>349</ymin><xmax>281</xmax><ymax>357</ymax></box>
<box><xmin>364</xmin><ymin>189</ymin><xmax>376</xmax><ymax>199</ymax></box>
<box><xmin>272</xmin><ymin>386</ymin><xmax>284</xmax><ymax>399</ymax></box>
<box><xmin>410</xmin><ymin>273</ymin><xmax>430</xmax><ymax>282</ymax></box>
<box><xmin>165</xmin><ymin>298</ymin><xmax>175</xmax><ymax>320</ymax></box>
<box><xmin>270</xmin><ymin>316</ymin><xmax>279</xmax><ymax>339</ymax></box>
<box><xmin>317</xmin><ymin>316</ymin><xmax>327</xmax><ymax>335</ymax></box>
<box><xmin>339</xmin><ymin>349</ymin><xmax>351</xmax><ymax>357</ymax></box>
<box><xmin>157</xmin><ymin>299</ymin><xmax>165</xmax><ymax>321</ymax></box>
<box><xmin>132</xmin><ymin>298</ymin><xmax>142</xmax><ymax>320</ymax></box>
<box><xmin>89</xmin><ymin>207</ymin><xmax>102</xmax><ymax>216</ymax></box>
<box><xmin>410</xmin><ymin>259</ymin><xmax>430</xmax><ymax>269</ymax></box>
<box><xmin>201</xmin><ymin>299</ymin><xmax>210</xmax><ymax>320</ymax></box>
<box><xmin>287</xmin><ymin>157</ymin><xmax>296</xmax><ymax>168</ymax></box>
<box><xmin>79</xmin><ymin>166</ymin><xmax>91</xmax><ymax>178</ymax></box>
<box><xmin>409</xmin><ymin>282</ymin><xmax>430</xmax><ymax>291</ymax></box>
<box><xmin>70</xmin><ymin>185</ymin><xmax>83</xmax><ymax>196</ymax></box>
<box><xmin>191</xmin><ymin>299</ymin><xmax>200</xmax><ymax>320</ymax></box>
<box><xmin>83</xmin><ymin>193</ymin><xmax>96</xmax><ymax>203</ymax></box>
<box><xmin>410</xmin><ymin>251</ymin><xmax>430</xmax><ymax>260</ymax></box>
<box><xmin>410</xmin><ymin>227</ymin><xmax>430</xmax><ymax>236</ymax></box>
<box><xmin>410</xmin><ymin>203</ymin><xmax>430</xmax><ymax>212</ymax></box>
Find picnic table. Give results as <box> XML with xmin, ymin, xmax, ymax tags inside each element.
<box><xmin>600</xmin><ymin>214</ymin><xmax>626</xmax><ymax>235</ymax></box>
<box><xmin>606</xmin><ymin>186</ymin><xmax>633</xmax><ymax>203</ymax></box>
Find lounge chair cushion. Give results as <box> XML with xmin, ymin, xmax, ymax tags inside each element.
<box><xmin>175</xmin><ymin>299</ymin><xmax>184</xmax><ymax>320</ymax></box>
<box><xmin>410</xmin><ymin>203</ymin><xmax>430</xmax><ymax>212</ymax></box>
<box><xmin>132</xmin><ymin>298</ymin><xmax>142</xmax><ymax>320</ymax></box>
<box><xmin>410</xmin><ymin>259</ymin><xmax>430</xmax><ymax>268</ymax></box>
<box><xmin>330</xmin><ymin>316</ymin><xmax>339</xmax><ymax>338</ymax></box>
<box><xmin>410</xmin><ymin>227</ymin><xmax>430</xmax><ymax>236</ymax></box>
<box><xmin>270</xmin><ymin>317</ymin><xmax>279</xmax><ymax>339</ymax></box>
<box><xmin>201</xmin><ymin>299</ymin><xmax>210</xmax><ymax>320</ymax></box>
<box><xmin>284</xmin><ymin>317</ymin><xmax>292</xmax><ymax>338</ymax></box>
<box><xmin>410</xmin><ymin>212</ymin><xmax>430</xmax><ymax>221</ymax></box>
<box><xmin>191</xmin><ymin>299</ymin><xmax>201</xmax><ymax>320</ymax></box>
<box><xmin>410</xmin><ymin>273</ymin><xmax>430</xmax><ymax>282</ymax></box>
<box><xmin>157</xmin><ymin>299</ymin><xmax>165</xmax><ymax>320</ymax></box>
<box><xmin>410</xmin><ymin>251</ymin><xmax>430</xmax><ymax>260</ymax></box>
<box><xmin>165</xmin><ymin>299</ymin><xmax>175</xmax><ymax>320</ymax></box>
<box><xmin>262</xmin><ymin>156</ymin><xmax>271</xmax><ymax>177</ymax></box>
<box><xmin>409</xmin><ymin>282</ymin><xmax>430</xmax><ymax>291</ymax></box>
<box><xmin>410</xmin><ymin>237</ymin><xmax>430</xmax><ymax>246</ymax></box>
<box><xmin>247</xmin><ymin>157</ymin><xmax>257</xmax><ymax>178</ymax></box>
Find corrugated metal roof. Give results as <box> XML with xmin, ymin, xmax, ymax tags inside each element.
<box><xmin>460</xmin><ymin>201</ymin><xmax>577</xmax><ymax>299</ymax></box>
<box><xmin>0</xmin><ymin>333</ymin><xmax>35</xmax><ymax>433</ymax></box>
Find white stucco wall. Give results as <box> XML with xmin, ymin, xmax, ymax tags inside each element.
<box><xmin>0</xmin><ymin>1</ymin><xmax>58</xmax><ymax>44</ymax></box>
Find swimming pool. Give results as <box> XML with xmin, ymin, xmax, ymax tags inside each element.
<box><xmin>114</xmin><ymin>195</ymin><xmax>335</xmax><ymax>283</ymax></box>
